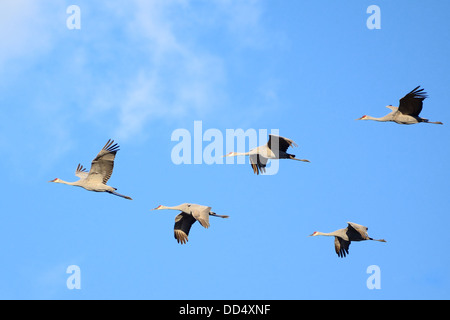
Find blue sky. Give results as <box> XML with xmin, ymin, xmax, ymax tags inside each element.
<box><xmin>1</xmin><ymin>0</ymin><xmax>449</xmax><ymax>300</ymax></box>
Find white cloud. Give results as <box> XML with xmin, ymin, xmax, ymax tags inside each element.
<box><xmin>88</xmin><ymin>0</ymin><xmax>230</xmax><ymax>140</ymax></box>
<box><xmin>0</xmin><ymin>0</ymin><xmax>268</xmax><ymax>167</ymax></box>
<box><xmin>0</xmin><ymin>0</ymin><xmax>55</xmax><ymax>72</ymax></box>
<box><xmin>214</xmin><ymin>0</ymin><xmax>265</xmax><ymax>46</ymax></box>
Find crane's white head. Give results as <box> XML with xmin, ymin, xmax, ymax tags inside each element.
<box><xmin>356</xmin><ymin>115</ymin><xmax>369</xmax><ymax>121</ymax></box>
<box><xmin>309</xmin><ymin>231</ymin><xmax>320</xmax><ymax>237</ymax></box>
<box><xmin>48</xmin><ymin>178</ymin><xmax>61</xmax><ymax>183</ymax></box>
<box><xmin>152</xmin><ymin>205</ymin><xmax>164</xmax><ymax>210</ymax></box>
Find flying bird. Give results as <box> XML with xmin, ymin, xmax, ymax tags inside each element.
<box><xmin>152</xmin><ymin>203</ymin><xmax>229</xmax><ymax>244</ymax></box>
<box><xmin>49</xmin><ymin>139</ymin><xmax>132</xmax><ymax>200</ymax></box>
<box><xmin>223</xmin><ymin>135</ymin><xmax>310</xmax><ymax>175</ymax></box>
<box><xmin>309</xmin><ymin>222</ymin><xmax>386</xmax><ymax>258</ymax></box>
<box><xmin>357</xmin><ymin>86</ymin><xmax>443</xmax><ymax>125</ymax></box>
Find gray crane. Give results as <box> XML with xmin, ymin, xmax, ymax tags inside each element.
<box><xmin>223</xmin><ymin>134</ymin><xmax>310</xmax><ymax>175</ymax></box>
<box><xmin>49</xmin><ymin>139</ymin><xmax>132</xmax><ymax>200</ymax></box>
<box><xmin>357</xmin><ymin>86</ymin><xmax>443</xmax><ymax>125</ymax></box>
<box><xmin>152</xmin><ymin>203</ymin><xmax>229</xmax><ymax>244</ymax></box>
<box><xmin>309</xmin><ymin>222</ymin><xmax>386</xmax><ymax>258</ymax></box>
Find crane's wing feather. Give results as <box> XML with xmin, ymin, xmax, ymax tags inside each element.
<box><xmin>347</xmin><ymin>222</ymin><xmax>369</xmax><ymax>240</ymax></box>
<box><xmin>85</xmin><ymin>139</ymin><xmax>119</xmax><ymax>184</ymax></box>
<box><xmin>174</xmin><ymin>212</ymin><xmax>197</xmax><ymax>244</ymax></box>
<box><xmin>267</xmin><ymin>135</ymin><xmax>298</xmax><ymax>153</ymax></box>
<box><xmin>75</xmin><ymin>164</ymin><xmax>89</xmax><ymax>180</ymax></box>
<box><xmin>335</xmin><ymin>237</ymin><xmax>350</xmax><ymax>258</ymax></box>
<box><xmin>191</xmin><ymin>206</ymin><xmax>211</xmax><ymax>229</ymax></box>
<box><xmin>398</xmin><ymin>86</ymin><xmax>427</xmax><ymax>117</ymax></box>
<box><xmin>250</xmin><ymin>154</ymin><xmax>268</xmax><ymax>175</ymax></box>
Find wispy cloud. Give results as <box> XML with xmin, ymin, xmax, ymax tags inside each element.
<box><xmin>0</xmin><ymin>1</ymin><xmax>55</xmax><ymax>72</ymax></box>
<box><xmin>214</xmin><ymin>0</ymin><xmax>266</xmax><ymax>47</ymax></box>
<box><xmin>0</xmin><ymin>0</ymin><xmax>269</xmax><ymax>177</ymax></box>
<box><xmin>98</xmin><ymin>0</ymin><xmax>229</xmax><ymax>140</ymax></box>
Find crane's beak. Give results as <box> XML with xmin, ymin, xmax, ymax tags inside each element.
<box><xmin>48</xmin><ymin>178</ymin><xmax>57</xmax><ymax>183</ymax></box>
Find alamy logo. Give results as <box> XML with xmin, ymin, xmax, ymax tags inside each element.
<box><xmin>66</xmin><ymin>265</ymin><xmax>81</xmax><ymax>290</ymax></box>
<box><xmin>367</xmin><ymin>5</ymin><xmax>381</xmax><ymax>30</ymax></box>
<box><xmin>66</xmin><ymin>5</ymin><xmax>81</xmax><ymax>30</ymax></box>
<box><xmin>366</xmin><ymin>265</ymin><xmax>381</xmax><ymax>290</ymax></box>
<box><xmin>171</xmin><ymin>121</ymin><xmax>281</xmax><ymax>175</ymax></box>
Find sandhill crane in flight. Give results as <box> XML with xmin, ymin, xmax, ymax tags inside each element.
<box><xmin>309</xmin><ymin>222</ymin><xmax>386</xmax><ymax>258</ymax></box>
<box><xmin>49</xmin><ymin>139</ymin><xmax>132</xmax><ymax>200</ymax></box>
<box><xmin>357</xmin><ymin>86</ymin><xmax>443</xmax><ymax>125</ymax></box>
<box><xmin>152</xmin><ymin>203</ymin><xmax>229</xmax><ymax>244</ymax></box>
<box><xmin>223</xmin><ymin>135</ymin><xmax>310</xmax><ymax>175</ymax></box>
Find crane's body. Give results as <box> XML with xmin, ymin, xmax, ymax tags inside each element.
<box><xmin>357</xmin><ymin>86</ymin><xmax>443</xmax><ymax>125</ymax></box>
<box><xmin>224</xmin><ymin>134</ymin><xmax>310</xmax><ymax>175</ymax></box>
<box><xmin>310</xmin><ymin>222</ymin><xmax>386</xmax><ymax>258</ymax></box>
<box><xmin>152</xmin><ymin>203</ymin><xmax>229</xmax><ymax>244</ymax></box>
<box><xmin>49</xmin><ymin>140</ymin><xmax>132</xmax><ymax>200</ymax></box>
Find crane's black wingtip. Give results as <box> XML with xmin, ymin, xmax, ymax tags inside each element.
<box><xmin>103</xmin><ymin>139</ymin><xmax>120</xmax><ymax>153</ymax></box>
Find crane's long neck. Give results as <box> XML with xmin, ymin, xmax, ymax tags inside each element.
<box><xmin>55</xmin><ymin>179</ymin><xmax>79</xmax><ymax>186</ymax></box>
<box><xmin>232</xmin><ymin>151</ymin><xmax>253</xmax><ymax>156</ymax></box>
<box><xmin>157</xmin><ymin>205</ymin><xmax>186</xmax><ymax>211</ymax></box>
<box><xmin>314</xmin><ymin>231</ymin><xmax>340</xmax><ymax>237</ymax></box>
<box><xmin>365</xmin><ymin>115</ymin><xmax>390</xmax><ymax>122</ymax></box>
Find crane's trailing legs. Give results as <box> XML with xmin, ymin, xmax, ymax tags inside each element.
<box><xmin>289</xmin><ymin>155</ymin><xmax>310</xmax><ymax>162</ymax></box>
<box><xmin>107</xmin><ymin>190</ymin><xmax>133</xmax><ymax>200</ymax></box>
